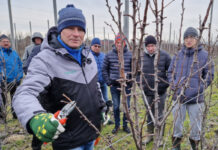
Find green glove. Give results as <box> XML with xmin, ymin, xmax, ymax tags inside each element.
<box><xmin>29</xmin><ymin>113</ymin><xmax>65</xmax><ymax>142</ymax></box>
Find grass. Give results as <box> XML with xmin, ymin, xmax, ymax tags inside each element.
<box><xmin>1</xmin><ymin>73</ymin><xmax>217</xmax><ymax>150</ymax></box>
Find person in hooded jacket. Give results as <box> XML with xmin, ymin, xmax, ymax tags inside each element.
<box><xmin>13</xmin><ymin>4</ymin><xmax>105</xmax><ymax>150</ymax></box>
<box><xmin>168</xmin><ymin>27</ymin><xmax>214</xmax><ymax>150</ymax></box>
<box><xmin>22</xmin><ymin>32</ymin><xmax>43</xmax><ymax>68</ymax></box>
<box><xmin>23</xmin><ymin>45</ymin><xmax>41</xmax><ymax>74</ymax></box>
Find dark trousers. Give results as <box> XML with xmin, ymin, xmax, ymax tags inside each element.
<box><xmin>31</xmin><ymin>135</ymin><xmax>43</xmax><ymax>150</ymax></box>
<box><xmin>144</xmin><ymin>93</ymin><xmax>166</xmax><ymax>133</ymax></box>
<box><xmin>110</xmin><ymin>85</ymin><xmax>131</xmax><ymax>128</ymax></box>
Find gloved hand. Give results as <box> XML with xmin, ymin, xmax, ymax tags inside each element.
<box><xmin>101</xmin><ymin>100</ymin><xmax>113</xmax><ymax>125</ymax></box>
<box><xmin>29</xmin><ymin>113</ymin><xmax>65</xmax><ymax>142</ymax></box>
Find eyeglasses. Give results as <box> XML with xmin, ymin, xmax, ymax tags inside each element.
<box><xmin>94</xmin><ymin>45</ymin><xmax>101</xmax><ymax>48</ymax></box>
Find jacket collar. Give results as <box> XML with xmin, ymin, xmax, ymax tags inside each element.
<box><xmin>1</xmin><ymin>47</ymin><xmax>12</xmax><ymax>52</ymax></box>
<box><xmin>112</xmin><ymin>45</ymin><xmax>128</xmax><ymax>54</ymax></box>
<box><xmin>181</xmin><ymin>44</ymin><xmax>203</xmax><ymax>56</ymax></box>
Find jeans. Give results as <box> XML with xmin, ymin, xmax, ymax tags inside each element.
<box><xmin>100</xmin><ymin>83</ymin><xmax>108</xmax><ymax>102</ymax></box>
<box><xmin>144</xmin><ymin>93</ymin><xmax>166</xmax><ymax>133</ymax></box>
<box><xmin>67</xmin><ymin>140</ymin><xmax>94</xmax><ymax>150</ymax></box>
<box><xmin>110</xmin><ymin>85</ymin><xmax>131</xmax><ymax>128</ymax></box>
<box><xmin>172</xmin><ymin>102</ymin><xmax>204</xmax><ymax>141</ymax></box>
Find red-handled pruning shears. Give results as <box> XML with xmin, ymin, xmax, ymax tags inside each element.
<box><xmin>44</xmin><ymin>101</ymin><xmax>76</xmax><ymax>145</ymax></box>
<box><xmin>54</xmin><ymin>101</ymin><xmax>77</xmax><ymax>125</ymax></box>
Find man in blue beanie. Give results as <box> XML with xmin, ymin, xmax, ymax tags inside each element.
<box><xmin>90</xmin><ymin>38</ymin><xmax>114</xmax><ymax>125</ymax></box>
<box><xmin>90</xmin><ymin>38</ymin><xmax>108</xmax><ymax>102</ymax></box>
<box><xmin>168</xmin><ymin>27</ymin><xmax>214</xmax><ymax>150</ymax></box>
<box><xmin>13</xmin><ymin>4</ymin><xmax>105</xmax><ymax>150</ymax></box>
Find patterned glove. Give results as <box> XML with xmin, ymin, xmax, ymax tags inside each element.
<box><xmin>29</xmin><ymin>113</ymin><xmax>65</xmax><ymax>142</ymax></box>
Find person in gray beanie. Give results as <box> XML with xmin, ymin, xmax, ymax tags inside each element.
<box><xmin>168</xmin><ymin>27</ymin><xmax>214</xmax><ymax>150</ymax></box>
<box><xmin>183</xmin><ymin>27</ymin><xmax>198</xmax><ymax>39</ymax></box>
<box><xmin>22</xmin><ymin>32</ymin><xmax>43</xmax><ymax>69</ymax></box>
<box><xmin>13</xmin><ymin>4</ymin><xmax>105</xmax><ymax>150</ymax></box>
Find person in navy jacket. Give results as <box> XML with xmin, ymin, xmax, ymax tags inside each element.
<box><xmin>168</xmin><ymin>27</ymin><xmax>214</xmax><ymax>150</ymax></box>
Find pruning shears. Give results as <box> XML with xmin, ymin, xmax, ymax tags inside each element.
<box><xmin>54</xmin><ymin>101</ymin><xmax>77</xmax><ymax>125</ymax></box>
<box><xmin>44</xmin><ymin>101</ymin><xmax>76</xmax><ymax>145</ymax></box>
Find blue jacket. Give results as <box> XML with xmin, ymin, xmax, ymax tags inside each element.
<box><xmin>91</xmin><ymin>51</ymin><xmax>105</xmax><ymax>84</ymax></box>
<box><xmin>0</xmin><ymin>47</ymin><xmax>23</xmax><ymax>83</ymax></box>
<box><xmin>168</xmin><ymin>45</ymin><xmax>214</xmax><ymax>104</ymax></box>
<box><xmin>102</xmin><ymin>47</ymin><xmax>132</xmax><ymax>86</ymax></box>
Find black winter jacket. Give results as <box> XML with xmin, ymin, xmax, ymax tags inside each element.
<box><xmin>141</xmin><ymin>50</ymin><xmax>171</xmax><ymax>96</ymax></box>
<box><xmin>102</xmin><ymin>47</ymin><xmax>132</xmax><ymax>86</ymax></box>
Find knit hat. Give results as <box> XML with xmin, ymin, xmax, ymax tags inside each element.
<box><xmin>183</xmin><ymin>27</ymin><xmax>198</xmax><ymax>39</ymax></box>
<box><xmin>0</xmin><ymin>34</ymin><xmax>9</xmax><ymax>41</ymax></box>
<box><xmin>144</xmin><ymin>35</ymin><xmax>157</xmax><ymax>46</ymax></box>
<box><xmin>91</xmin><ymin>38</ymin><xmax>101</xmax><ymax>46</ymax></box>
<box><xmin>115</xmin><ymin>33</ymin><xmax>126</xmax><ymax>45</ymax></box>
<box><xmin>57</xmin><ymin>4</ymin><xmax>86</xmax><ymax>33</ymax></box>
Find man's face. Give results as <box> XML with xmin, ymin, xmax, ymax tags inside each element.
<box><xmin>115</xmin><ymin>40</ymin><xmax>125</xmax><ymax>52</ymax></box>
<box><xmin>146</xmin><ymin>44</ymin><xmax>156</xmax><ymax>54</ymax></box>
<box><xmin>34</xmin><ymin>38</ymin><xmax>43</xmax><ymax>45</ymax></box>
<box><xmin>184</xmin><ymin>36</ymin><xmax>197</xmax><ymax>49</ymax></box>
<box><xmin>61</xmin><ymin>26</ymin><xmax>85</xmax><ymax>49</ymax></box>
<box><xmin>0</xmin><ymin>39</ymin><xmax>11</xmax><ymax>49</ymax></box>
<box><xmin>91</xmin><ymin>44</ymin><xmax>101</xmax><ymax>53</ymax></box>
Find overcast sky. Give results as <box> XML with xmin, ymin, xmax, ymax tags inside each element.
<box><xmin>0</xmin><ymin>0</ymin><xmax>217</xmax><ymax>42</ymax></box>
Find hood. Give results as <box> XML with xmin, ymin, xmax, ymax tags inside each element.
<box><xmin>40</xmin><ymin>26</ymin><xmax>62</xmax><ymax>52</ymax></box>
<box><xmin>32</xmin><ymin>32</ymin><xmax>43</xmax><ymax>42</ymax></box>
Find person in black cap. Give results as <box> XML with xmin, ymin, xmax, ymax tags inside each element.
<box><xmin>168</xmin><ymin>27</ymin><xmax>214</xmax><ymax>150</ymax></box>
<box><xmin>141</xmin><ymin>35</ymin><xmax>171</xmax><ymax>145</ymax></box>
<box><xmin>13</xmin><ymin>4</ymin><xmax>105</xmax><ymax>150</ymax></box>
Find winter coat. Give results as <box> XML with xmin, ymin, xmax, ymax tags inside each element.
<box><xmin>91</xmin><ymin>51</ymin><xmax>106</xmax><ymax>84</ymax></box>
<box><xmin>22</xmin><ymin>32</ymin><xmax>43</xmax><ymax>66</ymax></box>
<box><xmin>141</xmin><ymin>50</ymin><xmax>171</xmax><ymax>96</ymax></box>
<box><xmin>0</xmin><ymin>47</ymin><xmax>23</xmax><ymax>83</ymax></box>
<box><xmin>22</xmin><ymin>44</ymin><xmax>35</xmax><ymax>66</ymax></box>
<box><xmin>23</xmin><ymin>45</ymin><xmax>41</xmax><ymax>74</ymax></box>
<box><xmin>168</xmin><ymin>45</ymin><xmax>214</xmax><ymax>104</ymax></box>
<box><xmin>102</xmin><ymin>47</ymin><xmax>132</xmax><ymax>86</ymax></box>
<box><xmin>13</xmin><ymin>27</ymin><xmax>104</xmax><ymax>149</ymax></box>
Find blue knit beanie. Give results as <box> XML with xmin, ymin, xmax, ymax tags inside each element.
<box><xmin>91</xmin><ymin>38</ymin><xmax>101</xmax><ymax>46</ymax></box>
<box><xmin>57</xmin><ymin>4</ymin><xmax>86</xmax><ymax>33</ymax></box>
<box><xmin>183</xmin><ymin>27</ymin><xmax>198</xmax><ymax>39</ymax></box>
